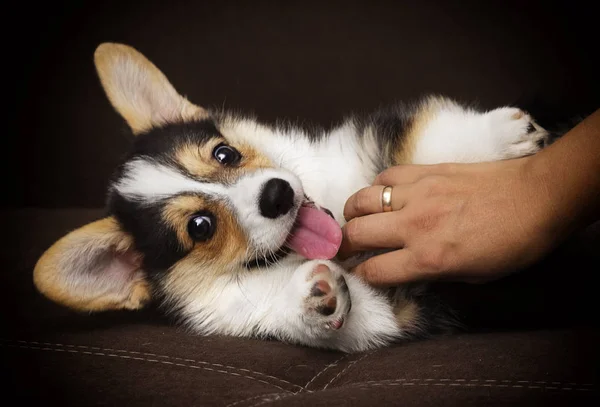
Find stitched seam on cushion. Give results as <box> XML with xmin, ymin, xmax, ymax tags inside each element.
<box><xmin>322</xmin><ymin>351</ymin><xmax>372</xmax><ymax>390</ymax></box>
<box><xmin>348</xmin><ymin>378</ymin><xmax>596</xmax><ymax>388</ymax></box>
<box><xmin>225</xmin><ymin>393</ymin><xmax>289</xmax><ymax>407</ymax></box>
<box><xmin>233</xmin><ymin>380</ymin><xmax>597</xmax><ymax>407</ymax></box>
<box><xmin>4</xmin><ymin>340</ymin><xmax>596</xmax><ymax>401</ymax></box>
<box><xmin>350</xmin><ymin>381</ymin><xmax>597</xmax><ymax>391</ymax></box>
<box><xmin>228</xmin><ymin>356</ymin><xmax>351</xmax><ymax>406</ymax></box>
<box><xmin>2</xmin><ymin>339</ymin><xmax>303</xmax><ymax>391</ymax></box>
<box><xmin>302</xmin><ymin>354</ymin><xmax>348</xmax><ymax>392</ymax></box>
<box><xmin>1</xmin><ymin>342</ymin><xmax>295</xmax><ymax>393</ymax></box>
<box><xmin>247</xmin><ymin>394</ymin><xmax>288</xmax><ymax>407</ymax></box>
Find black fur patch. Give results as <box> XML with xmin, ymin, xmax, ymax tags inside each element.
<box><xmin>354</xmin><ymin>102</ymin><xmax>417</xmax><ymax>170</ymax></box>
<box><xmin>128</xmin><ymin>119</ymin><xmax>222</xmax><ymax>179</ymax></box>
<box><xmin>106</xmin><ymin>119</ymin><xmax>226</xmax><ymax>274</ymax></box>
<box><xmin>131</xmin><ymin>119</ymin><xmax>221</xmax><ymax>159</ymax></box>
<box><xmin>109</xmin><ymin>118</ymin><xmax>224</xmax><ymax>188</ymax></box>
<box><xmin>108</xmin><ymin>193</ymin><xmax>187</xmax><ymax>273</ymax></box>
<box><xmin>399</xmin><ymin>285</ymin><xmax>464</xmax><ymax>339</ymax></box>
<box><xmin>310</xmin><ymin>282</ymin><xmax>327</xmax><ymax>297</ymax></box>
<box><xmin>315</xmin><ymin>304</ymin><xmax>336</xmax><ymax>316</ymax></box>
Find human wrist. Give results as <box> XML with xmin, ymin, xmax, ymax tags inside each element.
<box><xmin>516</xmin><ymin>152</ymin><xmax>566</xmax><ymax>252</ymax></box>
<box><xmin>525</xmin><ymin>109</ymin><xmax>600</xmax><ymax>241</ymax></box>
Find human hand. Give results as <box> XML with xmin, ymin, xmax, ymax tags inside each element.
<box><xmin>338</xmin><ymin>157</ymin><xmax>557</xmax><ymax>285</ymax></box>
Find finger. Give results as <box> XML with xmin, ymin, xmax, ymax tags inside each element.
<box><xmin>343</xmin><ymin>184</ymin><xmax>411</xmax><ymax>221</ymax></box>
<box><xmin>351</xmin><ymin>249</ymin><xmax>427</xmax><ymax>286</ymax></box>
<box><xmin>374</xmin><ymin>164</ymin><xmax>453</xmax><ymax>186</ymax></box>
<box><xmin>337</xmin><ymin>212</ymin><xmax>407</xmax><ymax>260</ymax></box>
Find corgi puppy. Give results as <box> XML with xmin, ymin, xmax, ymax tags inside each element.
<box><xmin>33</xmin><ymin>43</ymin><xmax>550</xmax><ymax>352</ymax></box>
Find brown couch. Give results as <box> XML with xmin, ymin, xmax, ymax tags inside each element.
<box><xmin>6</xmin><ymin>1</ymin><xmax>598</xmax><ymax>405</ymax></box>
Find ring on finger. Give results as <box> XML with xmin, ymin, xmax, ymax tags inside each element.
<box><xmin>381</xmin><ymin>186</ymin><xmax>393</xmax><ymax>212</ymax></box>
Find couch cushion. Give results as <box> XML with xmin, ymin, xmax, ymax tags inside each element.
<box><xmin>4</xmin><ymin>331</ymin><xmax>597</xmax><ymax>406</ymax></box>
<box><xmin>3</xmin><ymin>209</ymin><xmax>598</xmax><ymax>406</ymax></box>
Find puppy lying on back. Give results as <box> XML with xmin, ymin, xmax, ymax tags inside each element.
<box><xmin>34</xmin><ymin>43</ymin><xmax>549</xmax><ymax>352</ymax></box>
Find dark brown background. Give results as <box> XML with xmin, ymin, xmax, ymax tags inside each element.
<box><xmin>8</xmin><ymin>0</ymin><xmax>599</xmax><ymax>208</ymax></box>
<box><xmin>3</xmin><ymin>4</ymin><xmax>599</xmax><ymax>404</ymax></box>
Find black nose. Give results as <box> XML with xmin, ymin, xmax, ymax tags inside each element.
<box><xmin>259</xmin><ymin>178</ymin><xmax>295</xmax><ymax>219</ymax></box>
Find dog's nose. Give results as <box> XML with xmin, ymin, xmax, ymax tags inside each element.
<box><xmin>259</xmin><ymin>178</ymin><xmax>295</xmax><ymax>219</ymax></box>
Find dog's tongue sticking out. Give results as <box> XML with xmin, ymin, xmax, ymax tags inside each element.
<box><xmin>287</xmin><ymin>206</ymin><xmax>342</xmax><ymax>260</ymax></box>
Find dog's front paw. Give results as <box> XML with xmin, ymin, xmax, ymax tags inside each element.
<box><xmin>302</xmin><ymin>262</ymin><xmax>351</xmax><ymax>331</ymax></box>
<box><xmin>486</xmin><ymin>107</ymin><xmax>550</xmax><ymax>159</ymax></box>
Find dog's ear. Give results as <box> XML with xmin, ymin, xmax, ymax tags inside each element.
<box><xmin>33</xmin><ymin>217</ymin><xmax>150</xmax><ymax>312</ymax></box>
<box><xmin>94</xmin><ymin>42</ymin><xmax>208</xmax><ymax>134</ymax></box>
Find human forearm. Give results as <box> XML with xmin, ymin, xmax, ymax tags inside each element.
<box><xmin>527</xmin><ymin>109</ymin><xmax>600</xmax><ymax>240</ymax></box>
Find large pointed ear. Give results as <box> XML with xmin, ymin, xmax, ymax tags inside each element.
<box><xmin>33</xmin><ymin>217</ymin><xmax>150</xmax><ymax>312</ymax></box>
<box><xmin>94</xmin><ymin>42</ymin><xmax>208</xmax><ymax>134</ymax></box>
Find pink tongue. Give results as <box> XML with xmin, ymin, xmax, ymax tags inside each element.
<box><xmin>287</xmin><ymin>206</ymin><xmax>342</xmax><ymax>259</ymax></box>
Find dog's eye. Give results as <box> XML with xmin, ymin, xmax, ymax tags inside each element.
<box><xmin>187</xmin><ymin>212</ymin><xmax>216</xmax><ymax>241</ymax></box>
<box><xmin>213</xmin><ymin>143</ymin><xmax>241</xmax><ymax>166</ymax></box>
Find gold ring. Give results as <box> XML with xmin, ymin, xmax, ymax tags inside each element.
<box><xmin>382</xmin><ymin>186</ymin><xmax>393</xmax><ymax>212</ymax></box>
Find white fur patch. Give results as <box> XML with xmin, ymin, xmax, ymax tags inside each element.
<box><xmin>411</xmin><ymin>104</ymin><xmax>546</xmax><ymax>164</ymax></box>
<box><xmin>114</xmin><ymin>159</ymin><xmax>227</xmax><ymax>201</ymax></box>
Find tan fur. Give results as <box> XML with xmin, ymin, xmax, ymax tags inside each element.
<box><xmin>175</xmin><ymin>139</ymin><xmax>224</xmax><ymax>180</ymax></box>
<box><xmin>393</xmin><ymin>96</ymin><xmax>452</xmax><ymax>165</ymax></box>
<box><xmin>162</xmin><ymin>195</ymin><xmax>202</xmax><ymax>251</ymax></box>
<box><xmin>162</xmin><ymin>194</ymin><xmax>248</xmax><ymax>265</ymax></box>
<box><xmin>235</xmin><ymin>143</ymin><xmax>273</xmax><ymax>169</ymax></box>
<box><xmin>94</xmin><ymin>43</ymin><xmax>208</xmax><ymax>134</ymax></box>
<box><xmin>161</xmin><ymin>196</ymin><xmax>249</xmax><ymax>303</ymax></box>
<box><xmin>33</xmin><ymin>217</ymin><xmax>150</xmax><ymax>312</ymax></box>
<box><xmin>174</xmin><ymin>139</ymin><xmax>273</xmax><ymax>182</ymax></box>
<box><xmin>394</xmin><ymin>299</ymin><xmax>420</xmax><ymax>331</ymax></box>
<box><xmin>389</xmin><ymin>285</ymin><xmax>424</xmax><ymax>334</ymax></box>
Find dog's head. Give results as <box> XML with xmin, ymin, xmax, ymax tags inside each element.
<box><xmin>34</xmin><ymin>43</ymin><xmax>341</xmax><ymax>312</ymax></box>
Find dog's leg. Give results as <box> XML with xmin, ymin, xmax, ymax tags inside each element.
<box><xmin>195</xmin><ymin>260</ymin><xmax>399</xmax><ymax>352</ymax></box>
<box><xmin>265</xmin><ymin>260</ymin><xmax>400</xmax><ymax>352</ymax></box>
<box><xmin>394</xmin><ymin>97</ymin><xmax>551</xmax><ymax>165</ymax></box>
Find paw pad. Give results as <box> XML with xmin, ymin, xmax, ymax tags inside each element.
<box><xmin>310</xmin><ymin>280</ymin><xmax>330</xmax><ymax>297</ymax></box>
<box><xmin>511</xmin><ymin>110</ymin><xmax>524</xmax><ymax>120</ymax></box>
<box><xmin>316</xmin><ymin>297</ymin><xmax>337</xmax><ymax>316</ymax></box>
<box><xmin>304</xmin><ymin>263</ymin><xmax>352</xmax><ymax>331</ymax></box>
